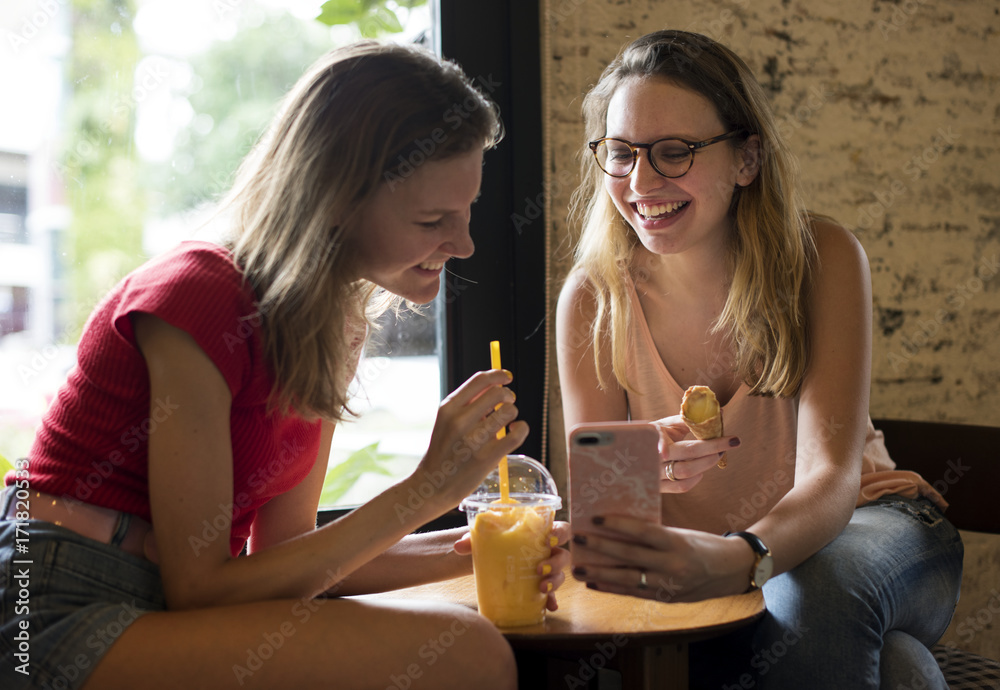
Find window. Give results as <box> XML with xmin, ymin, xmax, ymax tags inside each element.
<box><xmin>0</xmin><ymin>0</ymin><xmax>545</xmax><ymax>520</ymax></box>
<box><xmin>0</xmin><ymin>2</ymin><xmax>435</xmax><ymax>482</ymax></box>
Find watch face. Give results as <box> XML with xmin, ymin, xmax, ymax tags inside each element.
<box><xmin>754</xmin><ymin>555</ymin><xmax>774</xmax><ymax>587</ymax></box>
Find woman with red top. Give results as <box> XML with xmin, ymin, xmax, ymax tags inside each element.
<box><xmin>557</xmin><ymin>30</ymin><xmax>962</xmax><ymax>688</ymax></box>
<box><xmin>1</xmin><ymin>41</ymin><xmax>568</xmax><ymax>690</ymax></box>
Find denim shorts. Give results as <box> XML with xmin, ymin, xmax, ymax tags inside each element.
<box><xmin>0</xmin><ymin>487</ymin><xmax>166</xmax><ymax>690</ymax></box>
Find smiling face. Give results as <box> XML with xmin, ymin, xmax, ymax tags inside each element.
<box><xmin>603</xmin><ymin>77</ymin><xmax>758</xmax><ymax>258</ymax></box>
<box><xmin>353</xmin><ymin>148</ymin><xmax>483</xmax><ymax>304</ymax></box>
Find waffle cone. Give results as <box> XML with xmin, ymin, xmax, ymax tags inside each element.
<box><xmin>680</xmin><ymin>385</ymin><xmax>727</xmax><ymax>468</ymax></box>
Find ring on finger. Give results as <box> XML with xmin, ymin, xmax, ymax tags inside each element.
<box><xmin>665</xmin><ymin>461</ymin><xmax>677</xmax><ymax>482</ymax></box>
<box><xmin>638</xmin><ymin>570</ymin><xmax>648</xmax><ymax>590</ymax></box>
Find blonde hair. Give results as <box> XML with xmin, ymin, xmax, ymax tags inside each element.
<box><xmin>221</xmin><ymin>41</ymin><xmax>501</xmax><ymax>420</ymax></box>
<box><xmin>569</xmin><ymin>30</ymin><xmax>816</xmax><ymax>398</ymax></box>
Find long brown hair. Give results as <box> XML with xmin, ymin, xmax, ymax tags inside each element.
<box><xmin>569</xmin><ymin>30</ymin><xmax>816</xmax><ymax>397</ymax></box>
<box><xmin>221</xmin><ymin>41</ymin><xmax>502</xmax><ymax>420</ymax></box>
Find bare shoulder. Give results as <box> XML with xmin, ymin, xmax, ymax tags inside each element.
<box><xmin>556</xmin><ymin>268</ymin><xmax>598</xmax><ymax>324</ymax></box>
<box><xmin>809</xmin><ymin>216</ymin><xmax>870</xmax><ymax>281</ymax></box>
<box><xmin>810</xmin><ymin>217</ymin><xmax>871</xmax><ymax>290</ymax></box>
<box><xmin>557</xmin><ymin>268</ymin><xmax>593</xmax><ymax>306</ymax></box>
<box><xmin>805</xmin><ymin>216</ymin><xmax>872</xmax><ymax>334</ymax></box>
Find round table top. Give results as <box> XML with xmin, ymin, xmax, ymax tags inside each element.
<box><xmin>355</xmin><ymin>569</ymin><xmax>765</xmax><ymax>648</ymax></box>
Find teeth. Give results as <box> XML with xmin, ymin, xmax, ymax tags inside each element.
<box><xmin>419</xmin><ymin>261</ymin><xmax>444</xmax><ymax>270</ymax></box>
<box><xmin>637</xmin><ymin>201</ymin><xmax>688</xmax><ymax>218</ymax></box>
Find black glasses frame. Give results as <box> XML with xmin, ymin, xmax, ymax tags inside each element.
<box><xmin>588</xmin><ymin>130</ymin><xmax>745</xmax><ymax>178</ymax></box>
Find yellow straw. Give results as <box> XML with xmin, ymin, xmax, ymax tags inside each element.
<box><xmin>490</xmin><ymin>340</ymin><xmax>514</xmax><ymax>503</ymax></box>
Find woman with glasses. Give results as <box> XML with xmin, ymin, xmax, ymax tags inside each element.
<box><xmin>0</xmin><ymin>42</ymin><xmax>570</xmax><ymax>690</ymax></box>
<box><xmin>557</xmin><ymin>30</ymin><xmax>961</xmax><ymax>689</ymax></box>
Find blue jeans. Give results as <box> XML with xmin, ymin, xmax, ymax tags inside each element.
<box><xmin>691</xmin><ymin>495</ymin><xmax>964</xmax><ymax>690</ymax></box>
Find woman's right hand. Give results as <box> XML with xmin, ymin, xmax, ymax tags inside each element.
<box><xmin>652</xmin><ymin>415</ymin><xmax>740</xmax><ymax>493</ymax></box>
<box><xmin>408</xmin><ymin>369</ymin><xmax>529</xmax><ymax>513</ymax></box>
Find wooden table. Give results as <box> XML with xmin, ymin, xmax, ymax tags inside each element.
<box><xmin>357</xmin><ymin>571</ymin><xmax>764</xmax><ymax>689</ymax></box>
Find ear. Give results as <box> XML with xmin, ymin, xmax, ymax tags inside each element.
<box><xmin>735</xmin><ymin>134</ymin><xmax>761</xmax><ymax>187</ymax></box>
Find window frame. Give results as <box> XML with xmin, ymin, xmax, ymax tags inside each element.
<box><xmin>318</xmin><ymin>0</ymin><xmax>545</xmax><ymax>527</ymax></box>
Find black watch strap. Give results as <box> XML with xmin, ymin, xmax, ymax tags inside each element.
<box><xmin>724</xmin><ymin>530</ymin><xmax>768</xmax><ymax>556</ymax></box>
<box><xmin>723</xmin><ymin>530</ymin><xmax>772</xmax><ymax>591</ymax></box>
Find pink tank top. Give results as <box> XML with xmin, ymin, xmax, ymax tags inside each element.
<box><xmin>622</xmin><ymin>280</ymin><xmax>945</xmax><ymax>535</ymax></box>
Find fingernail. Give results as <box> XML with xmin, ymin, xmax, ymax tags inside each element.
<box><xmin>591</xmin><ymin>516</ymin><xmax>605</xmax><ymax>526</ymax></box>
<box><xmin>549</xmin><ymin>535</ymin><xmax>559</xmax><ymax>547</ymax></box>
<box><xmin>572</xmin><ymin>566</ymin><xmax>587</xmax><ymax>577</ymax></box>
<box><xmin>572</xmin><ymin>534</ymin><xmax>587</xmax><ymax>546</ymax></box>
<box><xmin>546</xmin><ymin>582</ymin><xmax>553</xmax><ymax>593</ymax></box>
<box><xmin>729</xmin><ymin>437</ymin><xmax>741</xmax><ymax>447</ymax></box>
<box><xmin>541</xmin><ymin>564</ymin><xmax>552</xmax><ymax>576</ymax></box>
<box><xmin>510</xmin><ymin>390</ymin><xmax>516</xmax><ymax>402</ymax></box>
<box><xmin>502</xmin><ymin>369</ymin><xmax>513</xmax><ymax>381</ymax></box>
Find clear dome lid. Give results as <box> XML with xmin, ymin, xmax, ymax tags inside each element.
<box><xmin>460</xmin><ymin>454</ymin><xmax>562</xmax><ymax>511</ymax></box>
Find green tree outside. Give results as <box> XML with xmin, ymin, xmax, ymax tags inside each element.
<box><xmin>58</xmin><ymin>0</ymin><xmax>145</xmax><ymax>339</ymax></box>
<box><xmin>144</xmin><ymin>12</ymin><xmax>335</xmax><ymax>216</ymax></box>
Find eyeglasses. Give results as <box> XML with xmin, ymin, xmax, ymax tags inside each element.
<box><xmin>588</xmin><ymin>131</ymin><xmax>744</xmax><ymax>178</ymax></box>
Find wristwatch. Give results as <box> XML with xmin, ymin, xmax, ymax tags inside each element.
<box><xmin>724</xmin><ymin>531</ymin><xmax>774</xmax><ymax>591</ymax></box>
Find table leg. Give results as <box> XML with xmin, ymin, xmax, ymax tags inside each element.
<box><xmin>513</xmin><ymin>641</ymin><xmax>689</xmax><ymax>690</ymax></box>
<box><xmin>616</xmin><ymin>642</ymin><xmax>687</xmax><ymax>689</ymax></box>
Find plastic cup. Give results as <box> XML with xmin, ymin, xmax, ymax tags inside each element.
<box><xmin>460</xmin><ymin>455</ymin><xmax>562</xmax><ymax>627</ymax></box>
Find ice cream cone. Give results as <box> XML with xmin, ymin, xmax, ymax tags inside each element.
<box><xmin>680</xmin><ymin>385</ymin><xmax>727</xmax><ymax>468</ymax></box>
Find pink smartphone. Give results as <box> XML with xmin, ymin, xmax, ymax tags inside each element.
<box><xmin>568</xmin><ymin>421</ymin><xmax>662</xmax><ymax>567</ymax></box>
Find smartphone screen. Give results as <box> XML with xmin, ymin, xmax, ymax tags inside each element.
<box><xmin>568</xmin><ymin>421</ymin><xmax>661</xmax><ymax>567</ymax></box>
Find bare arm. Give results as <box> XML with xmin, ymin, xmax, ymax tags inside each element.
<box><xmin>555</xmin><ymin>270</ymin><xmax>628</xmax><ymax>434</ymax></box>
<box><xmin>327</xmin><ymin>528</ymin><xmax>472</xmax><ymax>595</ymax></box>
<box><xmin>742</xmin><ymin>221</ymin><xmax>872</xmax><ymax>576</ymax></box>
<box><xmin>134</xmin><ymin>313</ymin><xmax>526</xmax><ymax>610</ymax></box>
<box><xmin>247</xmin><ymin>420</ymin><xmax>333</xmax><ymax>554</ymax></box>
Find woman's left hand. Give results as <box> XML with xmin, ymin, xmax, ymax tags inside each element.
<box><xmin>569</xmin><ymin>516</ymin><xmax>751</xmax><ymax>602</ymax></box>
<box><xmin>454</xmin><ymin>520</ymin><xmax>572</xmax><ymax>611</ymax></box>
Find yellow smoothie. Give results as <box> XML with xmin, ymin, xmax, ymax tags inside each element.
<box><xmin>470</xmin><ymin>504</ymin><xmax>554</xmax><ymax>627</ymax></box>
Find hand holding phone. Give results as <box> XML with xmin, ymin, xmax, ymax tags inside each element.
<box><xmin>568</xmin><ymin>422</ymin><xmax>661</xmax><ymax>567</ymax></box>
